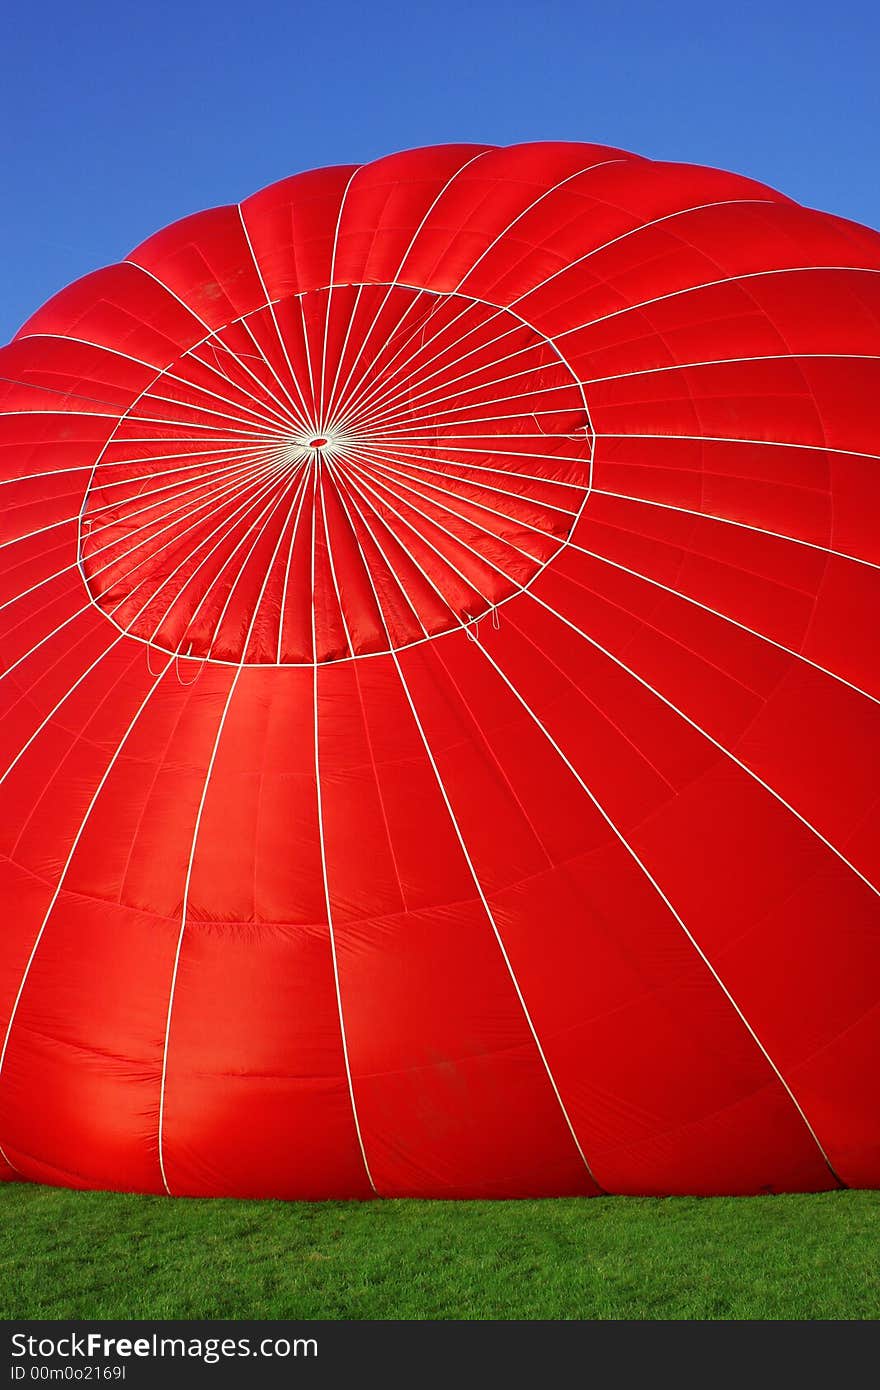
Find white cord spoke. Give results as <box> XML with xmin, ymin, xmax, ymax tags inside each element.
<box><xmin>356</xmin><ymin>402</ymin><xmax>585</xmax><ymax>435</ymax></box>
<box><xmin>310</xmin><ymin>459</ymin><xmax>376</xmax><ymax>1189</ymax></box>
<box><xmin>550</xmin><ymin>264</ymin><xmax>880</xmax><ymax>346</ymax></box>
<box><xmin>0</xmin><ymin>633</ymin><xmax>126</xmax><ymax>791</ymax></box>
<box><xmin>128</xmin><ymin>462</ymin><xmax>300</xmax><ymax>647</ymax></box>
<box><xmin>355</xmin><ymin>441</ymin><xmax>584</xmax><ymax>515</ymax></box>
<box><xmin>337</xmin><ymin>313</ymin><xmax>535</xmax><ymax>433</ymax></box>
<box><xmin>328</xmin><ymin>287</ymin><xmax>431</xmax><ymax>427</ymax></box>
<box><xmin>338</xmin><ymin>458</ymin><xmax>494</xmax><ymax>606</ymax></box>
<box><xmin>341</xmin><ymin>155</ymin><xmax>625</xmax><ymax>422</ymax></box>
<box><xmin>326</xmin><ymin>461</ymin><xmax>431</xmax><ymax>637</ymax></box>
<box><xmin>201</xmin><ymin>321</ymin><xmax>304</xmax><ymax>432</ymax></box>
<box><xmin>88</xmin><ymin>451</ymin><xmax>294</xmax><ymax>601</ymax></box>
<box><xmin>88</xmin><ymin>440</ymin><xmax>295</xmax><ymax>488</ymax></box>
<box><xmin>157</xmin><ymin>442</ymin><xmax>344</xmax><ymax>1194</ymax></box>
<box><xmin>324</xmin><ymin>461</ymin><xmax>601</xmax><ymax>1185</ymax></box>
<box><xmin>470</xmin><ymin>631</ymin><xmax>841</xmax><ymax>1182</ymax></box>
<box><xmin>349</xmin><ymin>449</ymin><xmax>560</xmax><ymax>563</ymax></box>
<box><xmin>88</xmin><ymin>448</ymin><xmax>289</xmax><ymax>544</ymax></box>
<box><xmin>240</xmin><ymin>313</ymin><xmax>313</xmax><ymax>430</ymax></box>
<box><xmin>202</xmin><ymin>465</ymin><xmax>310</xmax><ymax>661</ymax></box>
<box><xmin>187</xmin><ymin>340</ymin><xmax>304</xmax><ymax>433</ymax></box>
<box><xmin>85</xmin><ymin>447</ymin><xmax>291</xmax><ymax>523</ymax></box>
<box><xmin>236</xmin><ymin>207</ymin><xmax>314</xmax><ymax>429</ymax></box>
<box><xmin>322</xmin><ymin>284</ymin><xmax>365</xmax><ymax>427</ymax></box>
<box><xmin>0</xmin><ymin>408</ymin><xmax>119</xmax><ymax>421</ymax></box>
<box><xmin>342</xmin><ymin>447</ymin><xmax>541</xmax><ymax>581</ymax></box>
<box><xmin>519</xmin><ymin>584</ymin><xmax>880</xmax><ymax>902</ymax></box>
<box><xmin>0</xmin><ymin>449</ymin><xmax>281</xmax><ymax>579</ymax></box>
<box><xmin>246</xmin><ymin>302</ymin><xmax>317</xmax><ymax>427</ymax></box>
<box><xmin>335</xmin><ymin>301</ymin><xmax>525</xmax><ymax>430</ymax></box>
<box><xmin>296</xmin><ymin>297</ymin><xmax>319</xmax><ymax>425</ymax></box>
<box><xmin>142</xmin><ymin>385</ymin><xmax>289</xmax><ymax>439</ymax></box>
<box><xmin>558</xmin><ymin>535</ymin><xmax>880</xmax><ymax>709</ymax></box>
<box><xmin>317</xmin><ymin>168</ymin><xmax>361</xmax><ymax>434</ymax></box>
<box><xmin>118</xmin><ymin>413</ymin><xmax>285</xmax><ymax>439</ymax></box>
<box><xmin>0</xmin><ymin>451</ymin><xmax>290</xmax><ymax>624</ymax></box>
<box><xmin>0</xmin><ymin>648</ymin><xmax>175</xmax><ymax>1171</ymax></box>
<box><xmin>93</xmin><ymin>466</ymin><xmax>294</xmax><ymax>662</ymax></box>
<box><xmin>356</xmin><ymin>443</ymin><xmax>587</xmax><ymax>493</ymax></box>
<box><xmin>0</xmin><ymin>601</ymin><xmax>94</xmax><ymax>691</ymax></box>
<box><xmin>332</xmin><ymin>294</ymin><xmax>483</xmax><ymax>430</ymax></box>
<box><xmin>341</xmin><ymin>315</ymin><xmax>579</xmax><ymax>436</ymax></box>
<box><xmin>275</xmin><ymin>465</ymin><xmax>315</xmax><ymax>662</ymax></box>
<box><xmin>175</xmin><ymin>356</ymin><xmax>297</xmax><ymax>434</ymax></box>
<box><xmin>316</xmin><ymin>463</ymin><xmax>355</xmax><ymax>658</ymax></box>
<box><xmin>590</xmin><ymin>485</ymin><xmax>880</xmax><ymax>572</ymax></box>
<box><xmin>356</xmin><ymin>385</ymin><xmax>591</xmax><ymax>432</ymax></box>
<box><xmin>509</xmin><ymin>197</ymin><xmax>777</xmax><ymax>311</ymax></box>
<box><xmin>117</xmin><ymin>462</ymin><xmax>294</xmax><ymax>643</ymax></box>
<box><xmin>328</xmin><ymin>150</ymin><xmax>492</xmax><ymax>425</ymax></box>
<box><xmin>581</xmin><ymin>350</ymin><xmax>880</xmax><ymax>389</ymax></box>
<box><xmin>332</xmin><ymin>457</ymin><xmax>486</xmax><ymax>621</ymax></box>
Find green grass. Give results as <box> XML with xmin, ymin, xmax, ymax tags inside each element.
<box><xmin>1</xmin><ymin>1184</ymin><xmax>877</xmax><ymax>1320</ymax></box>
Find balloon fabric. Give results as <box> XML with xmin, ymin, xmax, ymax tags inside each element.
<box><xmin>1</xmin><ymin>142</ymin><xmax>879</xmax><ymax>1198</ymax></box>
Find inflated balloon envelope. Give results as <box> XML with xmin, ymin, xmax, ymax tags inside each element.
<box><xmin>0</xmin><ymin>141</ymin><xmax>878</xmax><ymax>1199</ymax></box>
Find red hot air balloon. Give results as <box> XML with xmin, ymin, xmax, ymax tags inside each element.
<box><xmin>1</xmin><ymin>142</ymin><xmax>879</xmax><ymax>1199</ymax></box>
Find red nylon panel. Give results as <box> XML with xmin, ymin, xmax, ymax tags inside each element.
<box><xmin>318</xmin><ymin>655</ymin><xmax>599</xmax><ymax>1196</ymax></box>
<box><xmin>129</xmin><ymin>205</ymin><xmax>267</xmax><ymax>331</ymax></box>
<box><xmin>1</xmin><ymin>142</ymin><xmax>877</xmax><ymax>1197</ymax></box>
<box><xmin>241</xmin><ymin>164</ymin><xmax>363</xmax><ymax>301</ymax></box>
<box><xmin>15</xmin><ymin>264</ymin><xmax>206</xmax><ymax>365</ymax></box>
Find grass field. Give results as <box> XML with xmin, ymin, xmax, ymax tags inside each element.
<box><xmin>1</xmin><ymin>1184</ymin><xmax>877</xmax><ymax>1320</ymax></box>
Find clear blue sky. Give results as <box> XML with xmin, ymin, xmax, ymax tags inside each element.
<box><xmin>2</xmin><ymin>0</ymin><xmax>878</xmax><ymax>343</ymax></box>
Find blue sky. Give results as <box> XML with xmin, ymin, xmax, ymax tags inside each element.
<box><xmin>2</xmin><ymin>0</ymin><xmax>877</xmax><ymax>343</ymax></box>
